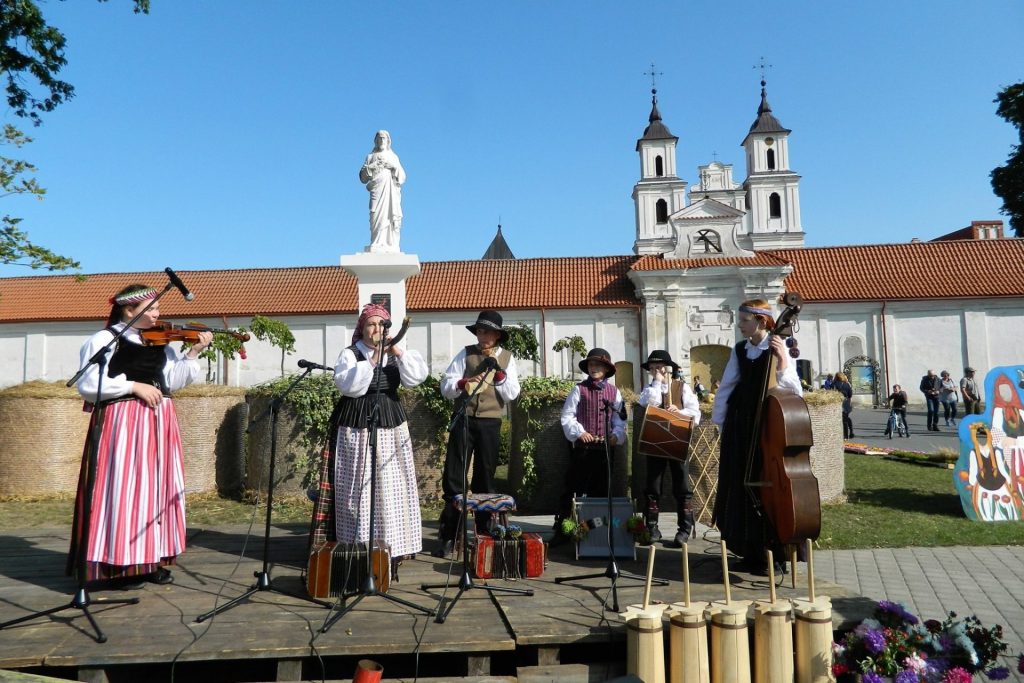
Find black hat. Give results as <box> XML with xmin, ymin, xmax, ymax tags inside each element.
<box><xmin>578</xmin><ymin>348</ymin><xmax>616</xmax><ymax>377</ymax></box>
<box><xmin>467</xmin><ymin>310</ymin><xmax>508</xmax><ymax>344</ymax></box>
<box><xmin>641</xmin><ymin>350</ymin><xmax>679</xmax><ymax>372</ymax></box>
<box><xmin>964</xmin><ymin>366</ymin><xmax>975</xmax><ymax>374</ymax></box>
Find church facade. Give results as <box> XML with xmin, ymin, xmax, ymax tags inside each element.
<box><xmin>2</xmin><ymin>82</ymin><xmax>1022</xmax><ymax>405</ymax></box>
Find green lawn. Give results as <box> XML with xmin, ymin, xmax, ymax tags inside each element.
<box><xmin>818</xmin><ymin>454</ymin><xmax>1024</xmax><ymax>549</ymax></box>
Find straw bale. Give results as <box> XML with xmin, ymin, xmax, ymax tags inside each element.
<box><xmin>0</xmin><ymin>395</ymin><xmax>89</xmax><ymax>495</ymax></box>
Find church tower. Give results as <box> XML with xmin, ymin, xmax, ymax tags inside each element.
<box><xmin>741</xmin><ymin>79</ymin><xmax>805</xmax><ymax>250</ymax></box>
<box><xmin>632</xmin><ymin>90</ymin><xmax>688</xmax><ymax>255</ymax></box>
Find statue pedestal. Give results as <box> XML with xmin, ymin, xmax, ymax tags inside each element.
<box><xmin>340</xmin><ymin>252</ymin><xmax>421</xmax><ymax>323</ymax></box>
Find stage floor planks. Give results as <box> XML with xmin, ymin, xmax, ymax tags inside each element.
<box><xmin>0</xmin><ymin>522</ymin><xmax>874</xmax><ymax>680</ymax></box>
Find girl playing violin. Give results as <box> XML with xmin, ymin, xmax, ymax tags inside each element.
<box><xmin>69</xmin><ymin>284</ymin><xmax>212</xmax><ymax>588</ymax></box>
<box><xmin>711</xmin><ymin>298</ymin><xmax>802</xmax><ymax>576</ymax></box>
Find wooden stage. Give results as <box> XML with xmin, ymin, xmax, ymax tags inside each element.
<box><xmin>0</xmin><ymin>521</ymin><xmax>875</xmax><ymax>682</ymax></box>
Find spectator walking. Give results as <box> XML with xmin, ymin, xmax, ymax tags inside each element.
<box><xmin>920</xmin><ymin>369</ymin><xmax>942</xmax><ymax>431</ymax></box>
<box><xmin>960</xmin><ymin>367</ymin><xmax>983</xmax><ymax>416</ymax></box>
<box><xmin>939</xmin><ymin>370</ymin><xmax>959</xmax><ymax>426</ymax></box>
<box><xmin>822</xmin><ymin>373</ymin><xmax>834</xmax><ymax>390</ymax></box>
<box><xmin>833</xmin><ymin>372</ymin><xmax>855</xmax><ymax>439</ymax></box>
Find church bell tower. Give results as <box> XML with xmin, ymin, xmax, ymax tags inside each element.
<box><xmin>633</xmin><ymin>88</ymin><xmax>688</xmax><ymax>255</ymax></box>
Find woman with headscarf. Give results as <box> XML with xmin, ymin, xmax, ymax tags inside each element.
<box><xmin>309</xmin><ymin>303</ymin><xmax>427</xmax><ymax>568</ymax></box>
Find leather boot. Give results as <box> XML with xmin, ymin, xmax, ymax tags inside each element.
<box><xmin>643</xmin><ymin>496</ymin><xmax>661</xmax><ymax>544</ymax></box>
<box><xmin>665</xmin><ymin>504</ymin><xmax>696</xmax><ymax>548</ymax></box>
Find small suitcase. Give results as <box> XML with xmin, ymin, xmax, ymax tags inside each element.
<box><xmin>307</xmin><ymin>540</ymin><xmax>390</xmax><ymax>598</ymax></box>
<box><xmin>473</xmin><ymin>532</ymin><xmax>546</xmax><ymax>579</ymax></box>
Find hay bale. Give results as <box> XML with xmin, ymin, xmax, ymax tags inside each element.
<box><xmin>0</xmin><ymin>390</ymin><xmax>89</xmax><ymax>495</ymax></box>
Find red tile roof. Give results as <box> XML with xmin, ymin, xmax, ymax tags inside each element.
<box><xmin>2</xmin><ymin>240</ymin><xmax>1021</xmax><ymax>323</ymax></box>
<box><xmin>408</xmin><ymin>256</ymin><xmax>640</xmax><ymax>311</ymax></box>
<box><xmin>769</xmin><ymin>239</ymin><xmax>1024</xmax><ymax>301</ymax></box>
<box><xmin>0</xmin><ymin>257</ymin><xmax>641</xmax><ymax>323</ymax></box>
<box><xmin>631</xmin><ymin>253</ymin><xmax>792</xmax><ymax>270</ymax></box>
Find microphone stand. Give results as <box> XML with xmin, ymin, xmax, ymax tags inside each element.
<box><xmin>420</xmin><ymin>361</ymin><xmax>532</xmax><ymax>624</ymax></box>
<box><xmin>320</xmin><ymin>328</ymin><xmax>435</xmax><ymax>633</ymax></box>
<box><xmin>0</xmin><ymin>283</ymin><xmax>183</xmax><ymax>642</ymax></box>
<box><xmin>196</xmin><ymin>366</ymin><xmax>332</xmax><ymax>622</ymax></box>
<box><xmin>554</xmin><ymin>398</ymin><xmax>667</xmax><ymax>612</ymax></box>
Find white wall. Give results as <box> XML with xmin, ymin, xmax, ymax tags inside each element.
<box><xmin>0</xmin><ymin>309</ymin><xmax>644</xmax><ymax>391</ymax></box>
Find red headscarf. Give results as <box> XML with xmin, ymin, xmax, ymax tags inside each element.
<box><xmin>351</xmin><ymin>303</ymin><xmax>391</xmax><ymax>345</ymax></box>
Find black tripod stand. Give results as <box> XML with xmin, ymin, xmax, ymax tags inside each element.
<box><xmin>0</xmin><ymin>282</ymin><xmax>188</xmax><ymax>642</ymax></box>
<box><xmin>555</xmin><ymin>399</ymin><xmax>667</xmax><ymax>612</ymax></box>
<box><xmin>319</xmin><ymin>331</ymin><xmax>436</xmax><ymax>633</ymax></box>
<box><xmin>421</xmin><ymin>373</ymin><xmax>532</xmax><ymax>624</ymax></box>
<box><xmin>196</xmin><ymin>366</ymin><xmax>332</xmax><ymax>623</ymax></box>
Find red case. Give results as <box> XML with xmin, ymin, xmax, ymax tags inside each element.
<box><xmin>473</xmin><ymin>533</ymin><xmax>546</xmax><ymax>579</ymax></box>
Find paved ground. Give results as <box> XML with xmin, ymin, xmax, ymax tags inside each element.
<box><xmin>512</xmin><ymin>508</ymin><xmax>1024</xmax><ymax>680</ymax></box>
<box><xmin>845</xmin><ymin>405</ymin><xmax>975</xmax><ymax>454</ymax></box>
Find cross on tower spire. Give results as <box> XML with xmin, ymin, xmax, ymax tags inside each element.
<box><xmin>643</xmin><ymin>62</ymin><xmax>663</xmax><ymax>98</ymax></box>
<box><xmin>753</xmin><ymin>56</ymin><xmax>773</xmax><ymax>86</ymax></box>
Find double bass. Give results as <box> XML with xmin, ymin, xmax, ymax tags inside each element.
<box><xmin>744</xmin><ymin>292</ymin><xmax>821</xmax><ymax>545</ymax></box>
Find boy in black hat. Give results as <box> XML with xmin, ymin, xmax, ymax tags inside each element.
<box><xmin>637</xmin><ymin>350</ymin><xmax>702</xmax><ymax>546</ymax></box>
<box><xmin>435</xmin><ymin>310</ymin><xmax>521</xmax><ymax>557</ymax></box>
<box><xmin>556</xmin><ymin>348</ymin><xmax>628</xmax><ymax>531</ymax></box>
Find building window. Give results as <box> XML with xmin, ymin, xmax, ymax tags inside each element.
<box><xmin>766</xmin><ymin>148</ymin><xmax>776</xmax><ymax>170</ymax></box>
<box><xmin>655</xmin><ymin>155</ymin><xmax>664</xmax><ymax>177</ymax></box>
<box><xmin>769</xmin><ymin>192</ymin><xmax>781</xmax><ymax>218</ymax></box>
<box><xmin>656</xmin><ymin>199</ymin><xmax>668</xmax><ymax>224</ymax></box>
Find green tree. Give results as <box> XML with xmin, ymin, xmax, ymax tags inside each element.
<box><xmin>249</xmin><ymin>315</ymin><xmax>297</xmax><ymax>376</ymax></box>
<box><xmin>552</xmin><ymin>334</ymin><xmax>587</xmax><ymax>379</ymax></box>
<box><xmin>991</xmin><ymin>81</ymin><xmax>1024</xmax><ymax>237</ymax></box>
<box><xmin>502</xmin><ymin>323</ymin><xmax>540</xmax><ymax>364</ymax></box>
<box><xmin>1</xmin><ymin>0</ymin><xmax>149</xmax><ymax>271</ymax></box>
<box><xmin>1</xmin><ymin>125</ymin><xmax>79</xmax><ymax>270</ymax></box>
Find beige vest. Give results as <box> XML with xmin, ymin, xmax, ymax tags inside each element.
<box><xmin>461</xmin><ymin>345</ymin><xmax>512</xmax><ymax>418</ymax></box>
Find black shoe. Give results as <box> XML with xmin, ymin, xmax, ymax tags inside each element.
<box><xmin>432</xmin><ymin>539</ymin><xmax>454</xmax><ymax>558</ymax></box>
<box><xmin>149</xmin><ymin>568</ymin><xmax>173</xmax><ymax>585</ymax></box>
<box><xmin>647</xmin><ymin>524</ymin><xmax>662</xmax><ymax>543</ymax></box>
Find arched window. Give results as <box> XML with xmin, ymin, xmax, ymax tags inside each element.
<box><xmin>655</xmin><ymin>155</ymin><xmax>664</xmax><ymax>177</ymax></box>
<box><xmin>766</xmin><ymin>148</ymin><xmax>776</xmax><ymax>170</ymax></box>
<box><xmin>769</xmin><ymin>193</ymin><xmax>782</xmax><ymax>218</ymax></box>
<box><xmin>656</xmin><ymin>199</ymin><xmax>668</xmax><ymax>224</ymax></box>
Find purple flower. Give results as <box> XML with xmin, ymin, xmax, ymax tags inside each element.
<box><xmin>986</xmin><ymin>666</ymin><xmax>1010</xmax><ymax>680</ymax></box>
<box><xmin>864</xmin><ymin>628</ymin><xmax>887</xmax><ymax>655</ymax></box>
<box><xmin>895</xmin><ymin>670</ymin><xmax>919</xmax><ymax>683</ymax></box>
<box><xmin>878</xmin><ymin>600</ymin><xmax>920</xmax><ymax>625</ymax></box>
<box><xmin>943</xmin><ymin>667</ymin><xmax>972</xmax><ymax>683</ymax></box>
<box><xmin>862</xmin><ymin>673</ymin><xmax>885</xmax><ymax>683</ymax></box>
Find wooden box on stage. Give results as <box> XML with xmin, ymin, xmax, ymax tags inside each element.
<box><xmin>473</xmin><ymin>533</ymin><xmax>546</xmax><ymax>580</ymax></box>
<box><xmin>573</xmin><ymin>497</ymin><xmax>636</xmax><ymax>560</ymax></box>
<box><xmin>307</xmin><ymin>540</ymin><xmax>390</xmax><ymax>598</ymax></box>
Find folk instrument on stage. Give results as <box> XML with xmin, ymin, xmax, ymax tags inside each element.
<box><xmin>383</xmin><ymin>316</ymin><xmax>411</xmax><ymax>350</ymax></box>
<box><xmin>744</xmin><ymin>292</ymin><xmax>821</xmax><ymax>545</ymax></box>
<box><xmin>638</xmin><ymin>405</ymin><xmax>693</xmax><ymax>462</ymax></box>
<box><xmin>139</xmin><ymin>321</ymin><xmax>250</xmax><ymax>346</ymax></box>
<box><xmin>307</xmin><ymin>540</ymin><xmax>391</xmax><ymax>598</ymax></box>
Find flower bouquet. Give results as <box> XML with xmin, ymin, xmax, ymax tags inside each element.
<box><xmin>832</xmin><ymin>600</ymin><xmax>1022</xmax><ymax>682</ymax></box>
<box><xmin>626</xmin><ymin>514</ymin><xmax>652</xmax><ymax>545</ymax></box>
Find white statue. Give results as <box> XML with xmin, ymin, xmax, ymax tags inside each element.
<box><xmin>359</xmin><ymin>130</ymin><xmax>406</xmax><ymax>253</ymax></box>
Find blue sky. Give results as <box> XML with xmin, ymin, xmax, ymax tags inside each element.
<box><xmin>2</xmin><ymin>1</ymin><xmax>1021</xmax><ymax>277</ymax></box>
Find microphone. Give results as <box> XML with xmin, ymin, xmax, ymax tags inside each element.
<box><xmin>381</xmin><ymin>319</ymin><xmax>392</xmax><ymax>330</ymax></box>
<box><xmin>297</xmin><ymin>359</ymin><xmax>332</xmax><ymax>372</ymax></box>
<box><xmin>165</xmin><ymin>267</ymin><xmax>195</xmax><ymax>301</ymax></box>
<box><xmin>481</xmin><ymin>356</ymin><xmax>504</xmax><ymax>373</ymax></box>
<box><xmin>603</xmin><ymin>398</ymin><xmax>627</xmax><ymax>420</ymax></box>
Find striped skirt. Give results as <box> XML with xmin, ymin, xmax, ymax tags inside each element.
<box><xmin>333</xmin><ymin>423</ymin><xmax>422</xmax><ymax>558</ymax></box>
<box><xmin>67</xmin><ymin>398</ymin><xmax>187</xmax><ymax>581</ymax></box>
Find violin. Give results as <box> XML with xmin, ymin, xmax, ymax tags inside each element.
<box><xmin>139</xmin><ymin>321</ymin><xmax>251</xmax><ymax>346</ymax></box>
<box><xmin>744</xmin><ymin>292</ymin><xmax>822</xmax><ymax>546</ymax></box>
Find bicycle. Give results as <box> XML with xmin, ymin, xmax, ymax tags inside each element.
<box><xmin>885</xmin><ymin>408</ymin><xmax>909</xmax><ymax>438</ymax></box>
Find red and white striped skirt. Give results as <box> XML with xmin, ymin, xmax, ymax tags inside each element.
<box><xmin>68</xmin><ymin>398</ymin><xmax>187</xmax><ymax>581</ymax></box>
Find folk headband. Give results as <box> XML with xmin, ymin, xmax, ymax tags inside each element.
<box><xmin>111</xmin><ymin>286</ymin><xmax>157</xmax><ymax>306</ymax></box>
<box><xmin>739</xmin><ymin>304</ymin><xmax>773</xmax><ymax>316</ymax></box>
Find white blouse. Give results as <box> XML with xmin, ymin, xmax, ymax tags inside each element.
<box><xmin>76</xmin><ymin>323</ymin><xmax>200</xmax><ymax>403</ymax></box>
<box><xmin>333</xmin><ymin>340</ymin><xmax>428</xmax><ymax>397</ymax></box>
<box><xmin>711</xmin><ymin>337</ymin><xmax>803</xmax><ymax>427</ymax></box>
